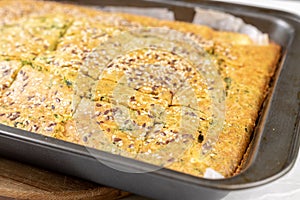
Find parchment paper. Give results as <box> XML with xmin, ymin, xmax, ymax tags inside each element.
<box><xmin>98</xmin><ymin>6</ymin><xmax>269</xmax><ymax>45</ymax></box>
<box><xmin>193</xmin><ymin>8</ymin><xmax>269</xmax><ymax>45</ymax></box>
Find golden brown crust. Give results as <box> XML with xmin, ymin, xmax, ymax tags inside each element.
<box><xmin>0</xmin><ymin>0</ymin><xmax>281</xmax><ymax>178</ymax></box>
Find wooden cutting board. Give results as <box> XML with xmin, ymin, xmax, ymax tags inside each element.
<box><xmin>0</xmin><ymin>157</ymin><xmax>130</xmax><ymax>200</ymax></box>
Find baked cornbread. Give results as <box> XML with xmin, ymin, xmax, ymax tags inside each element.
<box><xmin>0</xmin><ymin>0</ymin><xmax>280</xmax><ymax>177</ymax></box>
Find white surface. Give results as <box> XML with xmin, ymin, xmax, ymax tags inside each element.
<box><xmin>223</xmin><ymin>158</ymin><xmax>300</xmax><ymax>200</ymax></box>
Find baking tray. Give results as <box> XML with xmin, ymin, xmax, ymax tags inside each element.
<box><xmin>0</xmin><ymin>0</ymin><xmax>300</xmax><ymax>199</ymax></box>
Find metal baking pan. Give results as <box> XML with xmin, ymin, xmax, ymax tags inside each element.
<box><xmin>0</xmin><ymin>0</ymin><xmax>300</xmax><ymax>199</ymax></box>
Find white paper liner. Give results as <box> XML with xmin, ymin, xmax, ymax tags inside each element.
<box><xmin>193</xmin><ymin>8</ymin><xmax>269</xmax><ymax>45</ymax></box>
<box><xmin>99</xmin><ymin>6</ymin><xmax>175</xmax><ymax>21</ymax></box>
<box><xmin>204</xmin><ymin>168</ymin><xmax>225</xmax><ymax>179</ymax></box>
<box><xmin>98</xmin><ymin>6</ymin><xmax>269</xmax><ymax>45</ymax></box>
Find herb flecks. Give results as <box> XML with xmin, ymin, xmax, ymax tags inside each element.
<box><xmin>224</xmin><ymin>77</ymin><xmax>232</xmax><ymax>90</ymax></box>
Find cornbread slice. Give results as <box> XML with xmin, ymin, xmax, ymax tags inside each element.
<box><xmin>32</xmin><ymin>20</ymin><xmax>124</xmax><ymax>86</ymax></box>
<box><xmin>0</xmin><ymin>14</ymin><xmax>72</xmax><ymax>59</ymax></box>
<box><xmin>0</xmin><ymin>0</ymin><xmax>281</xmax><ymax>178</ymax></box>
<box><xmin>0</xmin><ymin>64</ymin><xmax>76</xmax><ymax>142</ymax></box>
<box><xmin>0</xmin><ymin>58</ymin><xmax>22</xmax><ymax>95</ymax></box>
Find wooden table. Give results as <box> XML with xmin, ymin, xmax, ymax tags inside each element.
<box><xmin>0</xmin><ymin>157</ymin><xmax>130</xmax><ymax>200</ymax></box>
